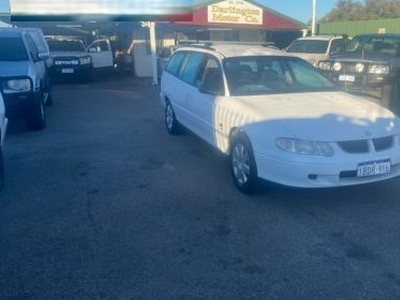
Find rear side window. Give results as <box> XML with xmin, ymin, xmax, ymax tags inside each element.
<box><xmin>178</xmin><ymin>52</ymin><xmax>205</xmax><ymax>85</ymax></box>
<box><xmin>166</xmin><ymin>51</ymin><xmax>185</xmax><ymax>76</ymax></box>
<box><xmin>0</xmin><ymin>37</ymin><xmax>29</xmax><ymax>61</ymax></box>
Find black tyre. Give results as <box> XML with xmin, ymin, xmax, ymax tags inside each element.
<box><xmin>229</xmin><ymin>134</ymin><xmax>258</xmax><ymax>194</ymax></box>
<box><xmin>27</xmin><ymin>92</ymin><xmax>46</xmax><ymax>130</ymax></box>
<box><xmin>0</xmin><ymin>147</ymin><xmax>4</xmax><ymax>191</ymax></box>
<box><xmin>44</xmin><ymin>75</ymin><xmax>53</xmax><ymax>106</ymax></box>
<box><xmin>165</xmin><ymin>101</ymin><xmax>180</xmax><ymax>135</ymax></box>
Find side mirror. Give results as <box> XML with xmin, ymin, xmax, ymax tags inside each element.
<box><xmin>38</xmin><ymin>52</ymin><xmax>49</xmax><ymax>60</ymax></box>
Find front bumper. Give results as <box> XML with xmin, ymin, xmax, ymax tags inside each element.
<box><xmin>321</xmin><ymin>71</ymin><xmax>393</xmax><ymax>101</ymax></box>
<box><xmin>2</xmin><ymin>90</ymin><xmax>42</xmax><ymax>120</ymax></box>
<box><xmin>254</xmin><ymin>146</ymin><xmax>400</xmax><ymax>188</ymax></box>
<box><xmin>50</xmin><ymin>64</ymin><xmax>93</xmax><ymax>79</ymax></box>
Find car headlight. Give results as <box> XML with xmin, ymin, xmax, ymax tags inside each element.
<box><xmin>276</xmin><ymin>138</ymin><xmax>334</xmax><ymax>156</ymax></box>
<box><xmin>355</xmin><ymin>63</ymin><xmax>364</xmax><ymax>73</ymax></box>
<box><xmin>317</xmin><ymin>61</ymin><xmax>332</xmax><ymax>71</ymax></box>
<box><xmin>79</xmin><ymin>56</ymin><xmax>92</xmax><ymax>65</ymax></box>
<box><xmin>2</xmin><ymin>78</ymin><xmax>32</xmax><ymax>93</ymax></box>
<box><xmin>332</xmin><ymin>62</ymin><xmax>342</xmax><ymax>72</ymax></box>
<box><xmin>368</xmin><ymin>64</ymin><xmax>390</xmax><ymax>75</ymax></box>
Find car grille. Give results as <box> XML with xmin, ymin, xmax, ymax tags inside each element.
<box><xmin>54</xmin><ymin>59</ymin><xmax>79</xmax><ymax>66</ymax></box>
<box><xmin>341</xmin><ymin>63</ymin><xmax>361</xmax><ymax>73</ymax></box>
<box><xmin>337</xmin><ymin>136</ymin><xmax>394</xmax><ymax>153</ymax></box>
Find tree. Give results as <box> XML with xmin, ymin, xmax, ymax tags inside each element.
<box><xmin>319</xmin><ymin>0</ymin><xmax>400</xmax><ymax>23</ymax></box>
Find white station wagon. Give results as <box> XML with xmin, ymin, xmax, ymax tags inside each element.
<box><xmin>160</xmin><ymin>43</ymin><xmax>400</xmax><ymax>193</ymax></box>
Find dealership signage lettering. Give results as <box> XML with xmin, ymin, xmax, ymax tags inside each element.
<box><xmin>208</xmin><ymin>0</ymin><xmax>263</xmax><ymax>25</ymax></box>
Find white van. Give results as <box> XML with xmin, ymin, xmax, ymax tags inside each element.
<box><xmin>0</xmin><ymin>91</ymin><xmax>8</xmax><ymax>190</ymax></box>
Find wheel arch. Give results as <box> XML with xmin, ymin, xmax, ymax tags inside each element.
<box><xmin>228</xmin><ymin>127</ymin><xmax>253</xmax><ymax>154</ymax></box>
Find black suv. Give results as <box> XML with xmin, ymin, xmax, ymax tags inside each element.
<box><xmin>317</xmin><ymin>33</ymin><xmax>400</xmax><ymax>114</ymax></box>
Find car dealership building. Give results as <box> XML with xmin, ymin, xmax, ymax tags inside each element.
<box><xmin>5</xmin><ymin>0</ymin><xmax>307</xmax><ymax>79</ymax></box>
<box><xmin>132</xmin><ymin>0</ymin><xmax>307</xmax><ymax>78</ymax></box>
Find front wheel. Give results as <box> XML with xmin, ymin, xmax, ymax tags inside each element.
<box><xmin>165</xmin><ymin>102</ymin><xmax>180</xmax><ymax>135</ymax></box>
<box><xmin>0</xmin><ymin>147</ymin><xmax>4</xmax><ymax>191</ymax></box>
<box><xmin>27</xmin><ymin>92</ymin><xmax>46</xmax><ymax>130</ymax></box>
<box><xmin>229</xmin><ymin>134</ymin><xmax>258</xmax><ymax>194</ymax></box>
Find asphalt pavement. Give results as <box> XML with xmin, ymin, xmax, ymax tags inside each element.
<box><xmin>1</xmin><ymin>74</ymin><xmax>400</xmax><ymax>300</ymax></box>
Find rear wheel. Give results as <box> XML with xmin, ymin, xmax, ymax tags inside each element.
<box><xmin>229</xmin><ymin>134</ymin><xmax>258</xmax><ymax>194</ymax></box>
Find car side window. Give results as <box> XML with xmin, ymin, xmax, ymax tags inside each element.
<box><xmin>178</xmin><ymin>52</ymin><xmax>205</xmax><ymax>85</ymax></box>
<box><xmin>329</xmin><ymin>39</ymin><xmax>345</xmax><ymax>54</ymax></box>
<box><xmin>198</xmin><ymin>56</ymin><xmax>224</xmax><ymax>95</ymax></box>
<box><xmin>25</xmin><ymin>35</ymin><xmax>39</xmax><ymax>61</ymax></box>
<box><xmin>165</xmin><ymin>51</ymin><xmax>185</xmax><ymax>76</ymax></box>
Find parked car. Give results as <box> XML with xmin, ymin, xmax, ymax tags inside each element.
<box><xmin>45</xmin><ymin>35</ymin><xmax>114</xmax><ymax>82</ymax></box>
<box><xmin>317</xmin><ymin>33</ymin><xmax>400</xmax><ymax>114</ymax></box>
<box><xmin>157</xmin><ymin>45</ymin><xmax>179</xmax><ymax>79</ymax></box>
<box><xmin>160</xmin><ymin>43</ymin><xmax>400</xmax><ymax>193</ymax></box>
<box><xmin>285</xmin><ymin>35</ymin><xmax>349</xmax><ymax>66</ymax></box>
<box><xmin>0</xmin><ymin>28</ymin><xmax>52</xmax><ymax>130</ymax></box>
<box><xmin>0</xmin><ymin>90</ymin><xmax>8</xmax><ymax>190</ymax></box>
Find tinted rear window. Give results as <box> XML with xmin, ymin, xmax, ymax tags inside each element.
<box><xmin>0</xmin><ymin>37</ymin><xmax>29</xmax><ymax>61</ymax></box>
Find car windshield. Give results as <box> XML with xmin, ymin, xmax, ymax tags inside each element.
<box><xmin>223</xmin><ymin>56</ymin><xmax>337</xmax><ymax>96</ymax></box>
<box><xmin>286</xmin><ymin>40</ymin><xmax>329</xmax><ymax>54</ymax></box>
<box><xmin>47</xmin><ymin>39</ymin><xmax>86</xmax><ymax>52</ymax></box>
<box><xmin>344</xmin><ymin>35</ymin><xmax>400</xmax><ymax>55</ymax></box>
<box><xmin>0</xmin><ymin>37</ymin><xmax>29</xmax><ymax>61</ymax></box>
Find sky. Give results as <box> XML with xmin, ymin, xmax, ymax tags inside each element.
<box><xmin>259</xmin><ymin>0</ymin><xmax>339</xmax><ymax>23</ymax></box>
<box><xmin>0</xmin><ymin>0</ymin><xmax>339</xmax><ymax>23</ymax></box>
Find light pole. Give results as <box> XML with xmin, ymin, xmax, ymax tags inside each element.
<box><xmin>311</xmin><ymin>0</ymin><xmax>317</xmax><ymax>36</ymax></box>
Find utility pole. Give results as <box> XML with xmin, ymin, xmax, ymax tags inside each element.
<box><xmin>311</xmin><ymin>0</ymin><xmax>316</xmax><ymax>36</ymax></box>
<box><xmin>141</xmin><ymin>21</ymin><xmax>158</xmax><ymax>85</ymax></box>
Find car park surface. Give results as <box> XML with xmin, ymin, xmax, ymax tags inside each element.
<box><xmin>2</xmin><ymin>75</ymin><xmax>400</xmax><ymax>299</ymax></box>
<box><xmin>317</xmin><ymin>33</ymin><xmax>400</xmax><ymax>114</ymax></box>
<box><xmin>160</xmin><ymin>43</ymin><xmax>400</xmax><ymax>193</ymax></box>
<box><xmin>0</xmin><ymin>28</ymin><xmax>52</xmax><ymax>130</ymax></box>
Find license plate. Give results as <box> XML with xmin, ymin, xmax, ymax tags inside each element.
<box><xmin>338</xmin><ymin>74</ymin><xmax>355</xmax><ymax>82</ymax></box>
<box><xmin>61</xmin><ymin>68</ymin><xmax>74</xmax><ymax>74</ymax></box>
<box><xmin>357</xmin><ymin>159</ymin><xmax>391</xmax><ymax>177</ymax></box>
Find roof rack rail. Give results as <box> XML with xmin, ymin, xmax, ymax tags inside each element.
<box><xmin>177</xmin><ymin>40</ymin><xmax>276</xmax><ymax>48</ymax></box>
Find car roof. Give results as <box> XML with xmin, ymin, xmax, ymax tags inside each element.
<box><xmin>175</xmin><ymin>42</ymin><xmax>287</xmax><ymax>58</ymax></box>
<box><xmin>294</xmin><ymin>35</ymin><xmax>345</xmax><ymax>41</ymax></box>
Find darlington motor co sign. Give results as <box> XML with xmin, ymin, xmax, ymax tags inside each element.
<box><xmin>207</xmin><ymin>0</ymin><xmax>263</xmax><ymax>25</ymax></box>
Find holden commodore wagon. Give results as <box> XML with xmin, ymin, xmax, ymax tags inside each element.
<box><xmin>160</xmin><ymin>43</ymin><xmax>400</xmax><ymax>193</ymax></box>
